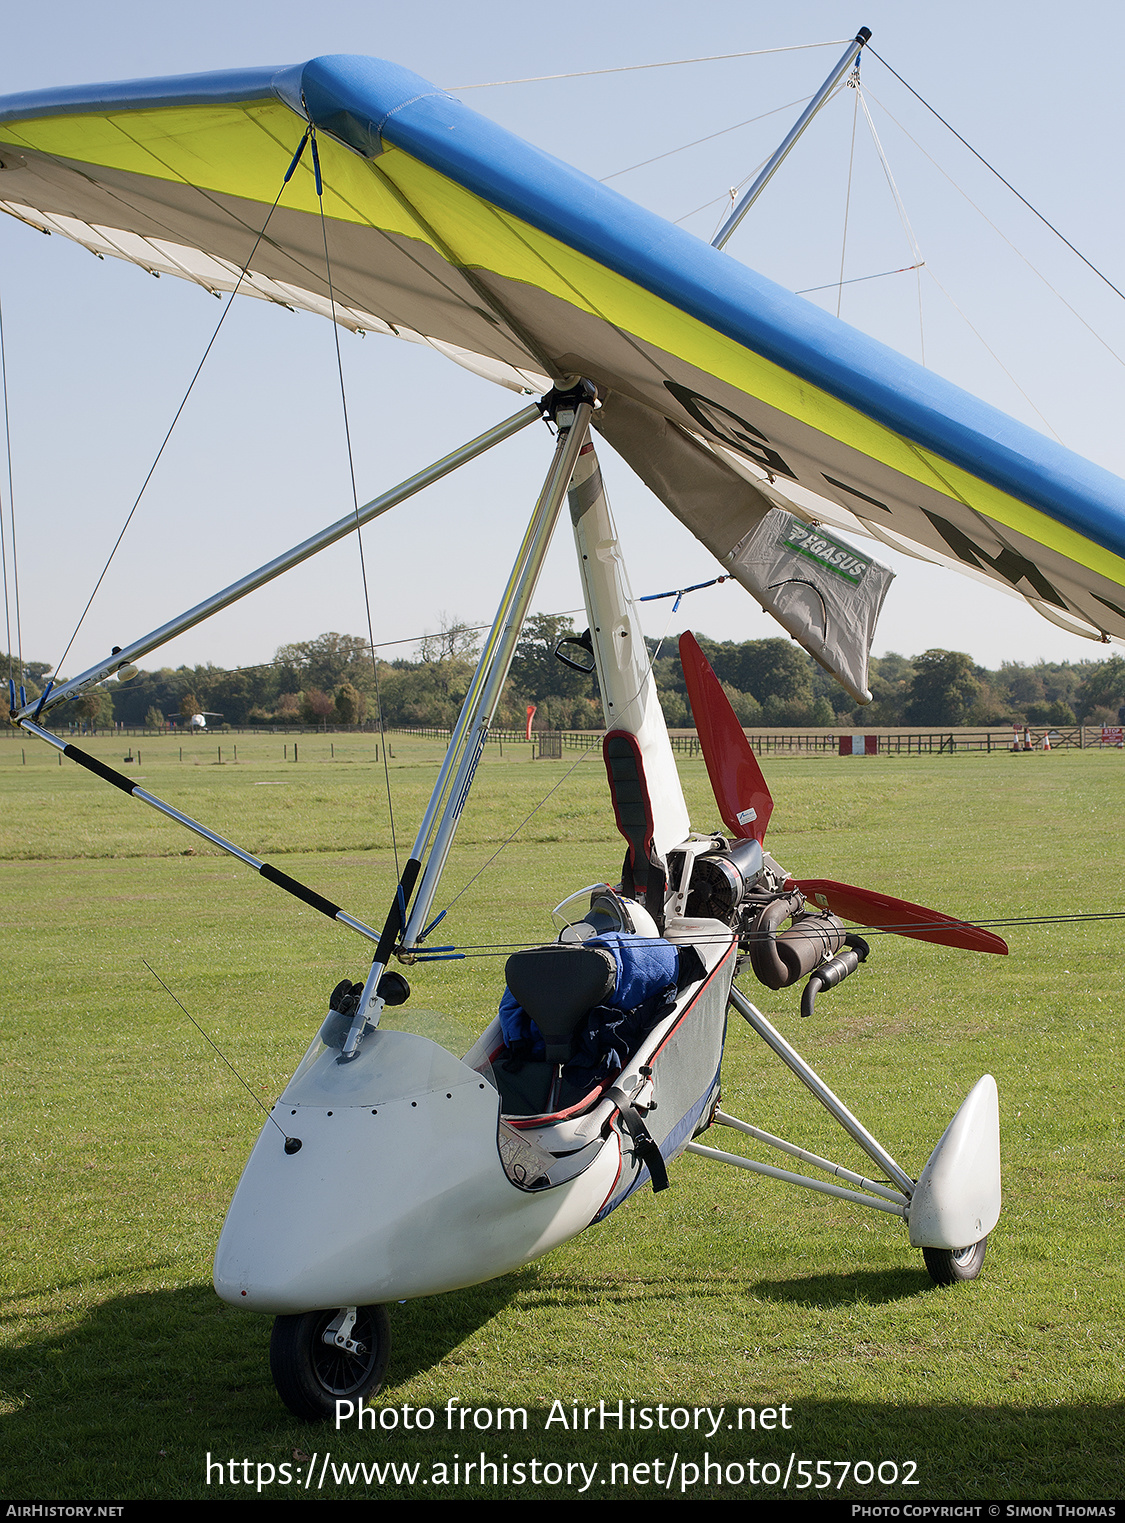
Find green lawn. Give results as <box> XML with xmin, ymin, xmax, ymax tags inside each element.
<box><xmin>1</xmin><ymin>731</ymin><xmax>1121</xmax><ymax>1500</ymax></box>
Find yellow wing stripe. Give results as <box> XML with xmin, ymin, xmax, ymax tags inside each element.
<box><xmin>4</xmin><ymin>101</ymin><xmax>1123</xmax><ymax>586</ymax></box>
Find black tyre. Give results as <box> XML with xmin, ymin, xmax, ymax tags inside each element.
<box><xmin>270</xmin><ymin>1304</ymin><xmax>391</xmax><ymax>1421</ymax></box>
<box><xmin>922</xmin><ymin>1237</ymin><xmax>988</xmax><ymax>1286</ymax></box>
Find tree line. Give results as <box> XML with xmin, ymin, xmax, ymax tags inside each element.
<box><xmin>7</xmin><ymin>621</ymin><xmax>1125</xmax><ymax>732</ymax></box>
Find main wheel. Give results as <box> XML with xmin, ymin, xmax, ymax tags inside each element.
<box><xmin>270</xmin><ymin>1305</ymin><xmax>391</xmax><ymax>1421</ymax></box>
<box><xmin>922</xmin><ymin>1238</ymin><xmax>988</xmax><ymax>1286</ymax></box>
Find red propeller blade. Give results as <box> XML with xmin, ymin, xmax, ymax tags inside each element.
<box><xmin>678</xmin><ymin>633</ymin><xmax>1004</xmax><ymax>955</ymax></box>
<box><xmin>793</xmin><ymin>879</ymin><xmax>1008</xmax><ymax>955</ymax></box>
<box><xmin>679</xmin><ymin>632</ymin><xmax>773</xmax><ymax>843</ymax></box>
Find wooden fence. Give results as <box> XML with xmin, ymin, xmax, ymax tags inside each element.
<box><xmin>4</xmin><ymin>723</ymin><xmax>1118</xmax><ymax>754</ymax></box>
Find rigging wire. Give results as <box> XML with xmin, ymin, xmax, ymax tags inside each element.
<box><xmin>690</xmin><ymin>76</ymin><xmax>851</xmax><ymax>237</ymax></box>
<box><xmin>598</xmin><ymin>96</ymin><xmax>811</xmax><ymax>184</ymax></box>
<box><xmin>835</xmin><ymin>66</ymin><xmax>862</xmax><ymax>319</ymax></box>
<box><xmin>795</xmin><ymin>263</ymin><xmax>924</xmax><ymax>296</ymax></box>
<box><xmin>861</xmin><ymin>84</ymin><xmax>1125</xmax><ymax>372</ymax></box>
<box><xmin>0</xmin><ymin>284</ymin><xmax>20</xmax><ymax>695</ymax></box>
<box><xmin>393</xmin><ymin>906</ymin><xmax>1125</xmax><ymax>961</ymax></box>
<box><xmin>704</xmin><ymin>161</ymin><xmax>769</xmax><ymax>244</ymax></box>
<box><xmin>446</xmin><ymin>41</ymin><xmax>850</xmax><ymax>91</ymax></box>
<box><xmin>854</xmin><ymin>85</ymin><xmax>927</xmax><ymax>365</ymax></box>
<box><xmin>143</xmin><ymin>959</ymin><xmax>287</xmax><ymax>1135</ymax></box>
<box><xmin>424</xmin><ymin>732</ymin><xmax>605</xmax><ymax>932</ymax></box>
<box><xmin>47</xmin><ymin>130</ymin><xmax>316</xmax><ymax>688</ymax></box>
<box><xmin>822</xmin><ymin>73</ymin><xmax>1061</xmax><ymax>440</ymax></box>
<box><xmin>426</xmin><ymin>477</ymin><xmax>699</xmax><ymax>933</ymax></box>
<box><xmin>924</xmin><ymin>264</ymin><xmax>1065</xmax><ymax>444</ymax></box>
<box><xmin>852</xmin><ymin>80</ymin><xmax>931</xmax><ymax>365</ymax></box>
<box><xmin>308</xmin><ymin>125</ymin><xmax>401</xmax><ymax>878</ymax></box>
<box><xmin>92</xmin><ymin>576</ymin><xmax>718</xmax><ymax>693</ymax></box>
<box><xmin>867</xmin><ymin>46</ymin><xmax>1125</xmax><ymax>306</ymax></box>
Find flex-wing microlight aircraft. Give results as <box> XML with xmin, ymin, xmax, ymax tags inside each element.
<box><xmin>3</xmin><ymin>38</ymin><xmax>1124</xmax><ymax>1420</ymax></box>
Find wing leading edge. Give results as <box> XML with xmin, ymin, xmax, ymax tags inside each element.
<box><xmin>1</xmin><ymin>53</ymin><xmax>1123</xmax><ymax>680</ymax></box>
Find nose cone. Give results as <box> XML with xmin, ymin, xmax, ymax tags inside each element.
<box><xmin>214</xmin><ymin>1028</ymin><xmax>619</xmax><ymax>1311</ymax></box>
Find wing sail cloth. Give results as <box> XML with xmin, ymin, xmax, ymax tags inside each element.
<box><xmin>2</xmin><ymin>53</ymin><xmax>1124</xmax><ymax>697</ymax></box>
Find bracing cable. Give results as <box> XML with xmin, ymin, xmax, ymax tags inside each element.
<box><xmin>868</xmin><ymin>46</ymin><xmax>1125</xmax><ymax>305</ymax></box>
<box><xmin>48</xmin><ymin>129</ymin><xmax>315</xmax><ymax>687</ymax></box>
<box><xmin>0</xmin><ymin>285</ymin><xmax>20</xmax><ymax>699</ymax></box>
<box><xmin>309</xmin><ymin>125</ymin><xmax>401</xmax><ymax>877</ymax></box>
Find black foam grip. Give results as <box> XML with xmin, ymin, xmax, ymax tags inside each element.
<box><xmin>259</xmin><ymin>863</ymin><xmax>342</xmax><ymax>919</ymax></box>
<box><xmin>63</xmin><ymin>744</ymin><xmax>136</xmax><ymax>795</ymax></box>
<box><xmin>372</xmin><ymin>857</ymin><xmax>422</xmax><ymax>966</ymax></box>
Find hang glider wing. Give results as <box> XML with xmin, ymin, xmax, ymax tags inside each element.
<box><xmin>2</xmin><ymin>54</ymin><xmax>1123</xmax><ymax>696</ymax></box>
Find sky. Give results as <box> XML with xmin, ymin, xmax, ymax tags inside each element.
<box><xmin>1</xmin><ymin>0</ymin><xmax>1123</xmax><ymax>688</ymax></box>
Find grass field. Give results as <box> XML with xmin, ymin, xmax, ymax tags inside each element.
<box><xmin>1</xmin><ymin>729</ymin><xmax>1121</xmax><ymax>1501</ymax></box>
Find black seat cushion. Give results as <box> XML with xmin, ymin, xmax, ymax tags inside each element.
<box><xmin>503</xmin><ymin>944</ymin><xmax>616</xmax><ymax>1066</ymax></box>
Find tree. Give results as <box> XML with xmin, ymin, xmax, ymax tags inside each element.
<box><xmin>76</xmin><ymin>687</ymin><xmax>114</xmax><ymax>729</ymax></box>
<box><xmin>275</xmin><ymin>633</ymin><xmax>373</xmax><ymax>696</ymax></box>
<box><xmin>506</xmin><ymin>613</ymin><xmax>592</xmax><ymax>703</ymax></box>
<box><xmin>1076</xmin><ymin>656</ymin><xmax>1125</xmax><ymax>722</ymax></box>
<box><xmin>696</xmin><ymin>636</ymin><xmax>814</xmax><ymax>710</ymax></box>
<box><xmin>859</xmin><ymin>651</ymin><xmax>913</xmax><ymax>725</ymax></box>
<box><xmin>206</xmin><ymin>668</ymin><xmax>269</xmax><ymax>727</ymax></box>
<box><xmin>334</xmin><ymin>681</ymin><xmax>365</xmax><ymax>725</ymax></box>
<box><xmin>417</xmin><ymin>615</ymin><xmax>480</xmax><ymax>665</ymax></box>
<box><xmin>998</xmin><ymin>662</ymin><xmax>1043</xmax><ymax>707</ymax></box>
<box><xmin>144</xmin><ymin>705</ymin><xmax>165</xmax><ymax>729</ymax></box>
<box><xmin>721</xmin><ymin>683</ymin><xmax>763</xmax><ymax>727</ymax></box>
<box><xmin>1</xmin><ymin>654</ymin><xmax>52</xmax><ymax>701</ymax></box>
<box><xmin>301</xmin><ymin>687</ymin><xmax>336</xmax><ymax>725</ymax></box>
<box><xmin>658</xmin><ymin>687</ymin><xmax>690</xmax><ymax>728</ymax></box>
<box><xmin>1026</xmin><ymin>700</ymin><xmax>1076</xmax><ymax>726</ymax></box>
<box><xmin>903</xmin><ymin>650</ymin><xmax>980</xmax><ymax>726</ymax></box>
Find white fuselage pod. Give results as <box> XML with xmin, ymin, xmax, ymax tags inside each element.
<box><xmin>213</xmin><ymin>1029</ymin><xmax>621</xmax><ymax>1313</ymax></box>
<box><xmin>569</xmin><ymin>442</ymin><xmax>691</xmax><ymax>858</ymax></box>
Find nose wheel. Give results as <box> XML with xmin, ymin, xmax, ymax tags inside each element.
<box><xmin>922</xmin><ymin>1238</ymin><xmax>988</xmax><ymax>1286</ymax></box>
<box><xmin>269</xmin><ymin>1304</ymin><xmax>391</xmax><ymax>1421</ymax></box>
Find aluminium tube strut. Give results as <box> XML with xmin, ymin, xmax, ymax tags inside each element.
<box><xmin>711</xmin><ymin>26</ymin><xmax>872</xmax><ymax>251</ymax></box>
<box><xmin>728</xmin><ymin>982</ymin><xmax>914</xmax><ymax>1195</ymax></box>
<box><xmin>341</xmin><ymin>392</ymin><xmax>595</xmax><ymax>1056</ymax></box>
<box><xmin>683</xmin><ymin>1140</ymin><xmax>908</xmax><ymax>1218</ymax></box>
<box><xmin>19</xmin><ymin>404</ymin><xmax>542</xmax><ymax>721</ymax></box>
<box><xmin>19</xmin><ymin>718</ymin><xmax>383</xmax><ymax>944</ymax></box>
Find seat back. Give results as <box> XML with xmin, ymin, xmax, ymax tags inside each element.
<box><xmin>503</xmin><ymin>944</ymin><xmax>616</xmax><ymax>1066</ymax></box>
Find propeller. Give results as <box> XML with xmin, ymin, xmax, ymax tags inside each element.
<box><xmin>792</xmin><ymin>879</ymin><xmax>1007</xmax><ymax>956</ymax></box>
<box><xmin>679</xmin><ymin>632</ymin><xmax>772</xmax><ymax>843</ymax></box>
<box><xmin>677</xmin><ymin>632</ymin><xmax>1008</xmax><ymax>956</ymax></box>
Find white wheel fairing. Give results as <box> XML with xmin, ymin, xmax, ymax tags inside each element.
<box><xmin>908</xmin><ymin>1074</ymin><xmax>1001</xmax><ymax>1250</ymax></box>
